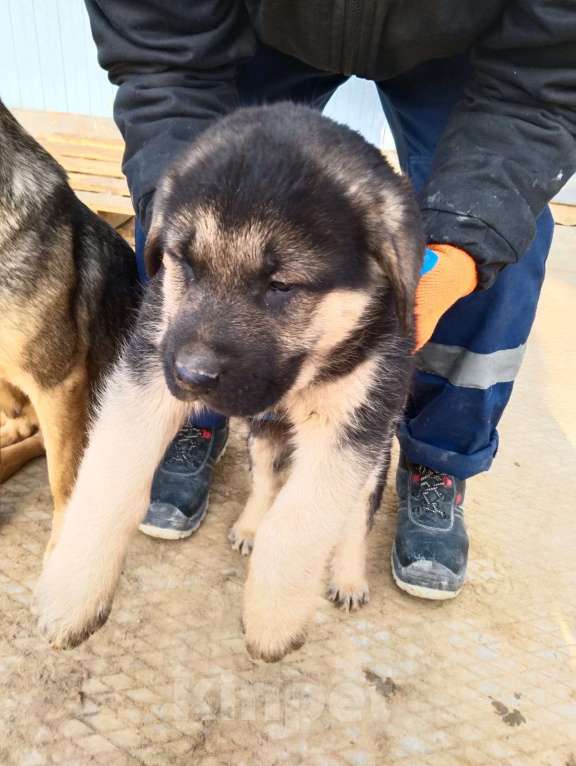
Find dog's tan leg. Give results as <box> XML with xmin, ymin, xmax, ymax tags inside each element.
<box><xmin>244</xmin><ymin>438</ymin><xmax>367</xmax><ymax>661</ymax></box>
<box><xmin>243</xmin><ymin>422</ymin><xmax>377</xmax><ymax>661</ymax></box>
<box><xmin>35</xmin><ymin>355</ymin><xmax>189</xmax><ymax>649</ymax></box>
<box><xmin>327</xmin><ymin>454</ymin><xmax>388</xmax><ymax>611</ymax></box>
<box><xmin>327</xmin><ymin>442</ymin><xmax>390</xmax><ymax>612</ymax></box>
<box><xmin>243</xmin><ymin>356</ymin><xmax>389</xmax><ymax>662</ymax></box>
<box><xmin>327</xmin><ymin>500</ymin><xmax>371</xmax><ymax>612</ymax></box>
<box><xmin>30</xmin><ymin>367</ymin><xmax>90</xmax><ymax>554</ymax></box>
<box><xmin>229</xmin><ymin>426</ymin><xmax>286</xmax><ymax>556</ymax></box>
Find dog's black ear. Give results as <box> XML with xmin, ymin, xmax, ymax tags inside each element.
<box><xmin>366</xmin><ymin>211</ymin><xmax>423</xmax><ymax>337</ymax></box>
<box><xmin>364</xmin><ymin>178</ymin><xmax>424</xmax><ymax>336</ymax></box>
<box><xmin>144</xmin><ymin>227</ymin><xmax>163</xmax><ymax>278</ymax></box>
<box><xmin>378</xmin><ymin>229</ymin><xmax>422</xmax><ymax>335</ymax></box>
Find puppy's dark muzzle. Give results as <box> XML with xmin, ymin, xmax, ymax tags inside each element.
<box><xmin>173</xmin><ymin>348</ymin><xmax>221</xmax><ymax>394</ymax></box>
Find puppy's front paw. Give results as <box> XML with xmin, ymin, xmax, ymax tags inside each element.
<box><xmin>35</xmin><ymin>550</ymin><xmax>115</xmax><ymax>649</ymax></box>
<box><xmin>327</xmin><ymin>581</ymin><xmax>370</xmax><ymax>612</ymax></box>
<box><xmin>243</xmin><ymin>586</ymin><xmax>309</xmax><ymax>662</ymax></box>
<box><xmin>228</xmin><ymin>524</ymin><xmax>255</xmax><ymax>556</ymax></box>
<box><xmin>244</xmin><ymin>617</ymin><xmax>306</xmax><ymax>663</ymax></box>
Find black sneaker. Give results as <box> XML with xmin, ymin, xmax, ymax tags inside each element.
<box><xmin>392</xmin><ymin>454</ymin><xmax>468</xmax><ymax>600</ymax></box>
<box><xmin>139</xmin><ymin>421</ymin><xmax>229</xmax><ymax>540</ymax></box>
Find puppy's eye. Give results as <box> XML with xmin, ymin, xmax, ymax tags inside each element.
<box><xmin>268</xmin><ymin>280</ymin><xmax>292</xmax><ymax>293</ymax></box>
<box><xmin>264</xmin><ymin>280</ymin><xmax>297</xmax><ymax>310</ymax></box>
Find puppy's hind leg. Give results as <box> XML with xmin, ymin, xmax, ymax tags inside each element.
<box><xmin>35</xmin><ymin>349</ymin><xmax>189</xmax><ymax>649</ymax></box>
<box><xmin>229</xmin><ymin>418</ymin><xmax>290</xmax><ymax>556</ymax></box>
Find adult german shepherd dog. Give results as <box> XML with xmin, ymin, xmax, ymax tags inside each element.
<box><xmin>0</xmin><ymin>100</ymin><xmax>139</xmax><ymax>551</ymax></box>
<box><xmin>36</xmin><ymin>104</ymin><xmax>423</xmax><ymax>661</ymax></box>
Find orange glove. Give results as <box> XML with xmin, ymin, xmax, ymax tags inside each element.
<box><xmin>414</xmin><ymin>244</ymin><xmax>478</xmax><ymax>351</ymax></box>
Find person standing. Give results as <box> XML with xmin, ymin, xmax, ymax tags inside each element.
<box><xmin>85</xmin><ymin>0</ymin><xmax>575</xmax><ymax>598</ymax></box>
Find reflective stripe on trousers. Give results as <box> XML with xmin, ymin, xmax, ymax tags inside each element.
<box><xmin>415</xmin><ymin>343</ymin><xmax>527</xmax><ymax>391</ymax></box>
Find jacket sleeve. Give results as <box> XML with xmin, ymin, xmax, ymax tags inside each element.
<box><xmin>85</xmin><ymin>0</ymin><xmax>256</xmax><ymax>228</ymax></box>
<box><xmin>420</xmin><ymin>0</ymin><xmax>576</xmax><ymax>289</ymax></box>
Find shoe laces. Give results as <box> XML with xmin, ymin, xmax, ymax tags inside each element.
<box><xmin>164</xmin><ymin>423</ymin><xmax>213</xmax><ymax>468</ymax></box>
<box><xmin>411</xmin><ymin>465</ymin><xmax>454</xmax><ymax>520</ymax></box>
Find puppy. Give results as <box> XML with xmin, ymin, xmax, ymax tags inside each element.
<box><xmin>36</xmin><ymin>103</ymin><xmax>423</xmax><ymax>659</ymax></box>
<box><xmin>0</xmin><ymin>100</ymin><xmax>140</xmax><ymax>550</ymax></box>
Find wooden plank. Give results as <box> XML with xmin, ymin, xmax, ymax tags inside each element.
<box><xmin>75</xmin><ymin>190</ymin><xmax>134</xmax><ymax>216</ymax></box>
<box><xmin>551</xmin><ymin>203</ymin><xmax>576</xmax><ymax>226</ymax></box>
<box><xmin>116</xmin><ymin>217</ymin><xmax>136</xmax><ymax>247</ymax></box>
<box><xmin>13</xmin><ymin>108</ymin><xmax>122</xmax><ymax>140</ymax></box>
<box><xmin>41</xmin><ymin>131</ymin><xmax>123</xmax><ymax>149</ymax></box>
<box><xmin>37</xmin><ymin>137</ymin><xmax>124</xmax><ymax>162</ymax></box>
<box><xmin>67</xmin><ymin>172</ymin><xmax>129</xmax><ymax>197</ymax></box>
<box><xmin>57</xmin><ymin>154</ymin><xmax>124</xmax><ymax>179</ymax></box>
<box><xmin>100</xmin><ymin>212</ymin><xmax>134</xmax><ymax>230</ymax></box>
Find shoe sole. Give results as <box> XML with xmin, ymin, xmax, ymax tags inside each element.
<box><xmin>390</xmin><ymin>549</ymin><xmax>462</xmax><ymax>601</ymax></box>
<box><xmin>139</xmin><ymin>494</ymin><xmax>210</xmax><ymax>540</ymax></box>
<box><xmin>138</xmin><ymin>435</ymin><xmax>229</xmax><ymax>541</ymax></box>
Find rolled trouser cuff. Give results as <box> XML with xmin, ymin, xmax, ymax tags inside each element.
<box><xmin>397</xmin><ymin>420</ymin><xmax>498</xmax><ymax>480</ymax></box>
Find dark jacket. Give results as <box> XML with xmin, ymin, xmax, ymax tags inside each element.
<box><xmin>85</xmin><ymin>0</ymin><xmax>576</xmax><ymax>288</ymax></box>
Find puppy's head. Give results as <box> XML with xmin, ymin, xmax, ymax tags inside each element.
<box><xmin>146</xmin><ymin>105</ymin><xmax>422</xmax><ymax>417</ymax></box>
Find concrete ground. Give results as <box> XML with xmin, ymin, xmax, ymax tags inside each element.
<box><xmin>1</xmin><ymin>226</ymin><xmax>575</xmax><ymax>766</ymax></box>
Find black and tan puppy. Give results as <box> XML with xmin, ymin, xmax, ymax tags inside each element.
<box><xmin>36</xmin><ymin>104</ymin><xmax>423</xmax><ymax>659</ymax></box>
<box><xmin>0</xmin><ymin>100</ymin><xmax>139</xmax><ymax>550</ymax></box>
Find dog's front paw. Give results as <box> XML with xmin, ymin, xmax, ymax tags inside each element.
<box><xmin>244</xmin><ymin>616</ymin><xmax>306</xmax><ymax>663</ymax></box>
<box><xmin>326</xmin><ymin>581</ymin><xmax>370</xmax><ymax>612</ymax></box>
<box><xmin>228</xmin><ymin>524</ymin><xmax>255</xmax><ymax>556</ymax></box>
<box><xmin>35</xmin><ymin>551</ymin><xmax>115</xmax><ymax>649</ymax></box>
<box><xmin>243</xmin><ymin>586</ymin><xmax>309</xmax><ymax>662</ymax></box>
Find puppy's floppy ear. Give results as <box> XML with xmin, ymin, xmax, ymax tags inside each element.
<box><xmin>142</xmin><ymin>186</ymin><xmax>170</xmax><ymax>278</ymax></box>
<box><xmin>377</xmin><ymin>226</ymin><xmax>423</xmax><ymax>335</ymax></box>
<box><xmin>144</xmin><ymin>227</ymin><xmax>163</xmax><ymax>278</ymax></box>
<box><xmin>361</xmin><ymin>177</ymin><xmax>423</xmax><ymax>335</ymax></box>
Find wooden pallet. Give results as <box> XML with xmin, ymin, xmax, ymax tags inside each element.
<box><xmin>550</xmin><ymin>202</ymin><xmax>576</xmax><ymax>226</ymax></box>
<box><xmin>13</xmin><ymin>109</ymin><xmax>133</xmax><ymax>219</ymax></box>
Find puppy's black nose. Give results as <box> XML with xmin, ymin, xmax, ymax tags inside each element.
<box><xmin>174</xmin><ymin>349</ymin><xmax>221</xmax><ymax>391</ymax></box>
